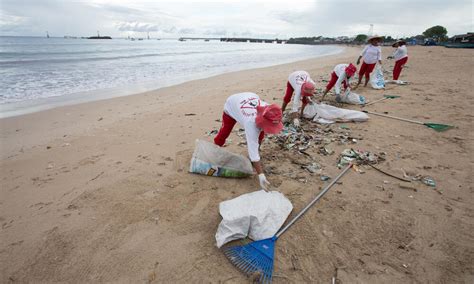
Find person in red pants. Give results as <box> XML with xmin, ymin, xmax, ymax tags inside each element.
<box><xmin>320</xmin><ymin>63</ymin><xmax>357</xmax><ymax>102</ymax></box>
<box><xmin>281</xmin><ymin>70</ymin><xmax>315</xmax><ymax>125</ymax></box>
<box><xmin>356</xmin><ymin>35</ymin><xmax>382</xmax><ymax>88</ymax></box>
<box><xmin>214</xmin><ymin>92</ymin><xmax>283</xmax><ymax>190</ymax></box>
<box><xmin>388</xmin><ymin>40</ymin><xmax>408</xmax><ymax>80</ymax></box>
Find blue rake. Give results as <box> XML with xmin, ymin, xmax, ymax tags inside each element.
<box><xmin>222</xmin><ymin>164</ymin><xmax>353</xmax><ymax>283</ymax></box>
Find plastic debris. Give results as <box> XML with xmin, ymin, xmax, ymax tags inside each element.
<box><xmin>206</xmin><ymin>129</ymin><xmax>218</xmax><ymax>136</ymax></box>
<box><xmin>337</xmin><ymin>148</ymin><xmax>386</xmax><ymax>168</ymax></box>
<box><xmin>421</xmin><ymin>176</ymin><xmax>436</xmax><ymax>187</ymax></box>
<box><xmin>320</xmin><ymin>175</ymin><xmax>331</xmax><ymax>181</ymax></box>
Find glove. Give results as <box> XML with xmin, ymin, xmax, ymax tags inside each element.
<box><xmin>293</xmin><ymin>118</ymin><xmax>300</xmax><ymax>127</ymax></box>
<box><xmin>258</xmin><ymin>173</ymin><xmax>271</xmax><ymax>191</ymax></box>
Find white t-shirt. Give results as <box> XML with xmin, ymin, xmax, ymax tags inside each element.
<box><xmin>288</xmin><ymin>71</ymin><xmax>315</xmax><ymax>113</ymax></box>
<box><xmin>333</xmin><ymin>64</ymin><xmax>351</xmax><ymax>95</ymax></box>
<box><xmin>360</xmin><ymin>44</ymin><xmax>382</xmax><ymax>64</ymax></box>
<box><xmin>224</xmin><ymin>92</ymin><xmax>268</xmax><ymax>162</ymax></box>
<box><xmin>392</xmin><ymin>45</ymin><xmax>408</xmax><ymax>61</ymax></box>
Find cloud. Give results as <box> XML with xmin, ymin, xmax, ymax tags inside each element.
<box><xmin>116</xmin><ymin>21</ymin><xmax>159</xmax><ymax>32</ymax></box>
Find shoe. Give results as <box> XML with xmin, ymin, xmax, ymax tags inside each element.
<box><xmin>335</xmin><ymin>95</ymin><xmax>342</xmax><ymax>103</ymax></box>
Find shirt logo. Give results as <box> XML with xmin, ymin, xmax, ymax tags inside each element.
<box><xmin>239</xmin><ymin>97</ymin><xmax>260</xmax><ymax>117</ymax></box>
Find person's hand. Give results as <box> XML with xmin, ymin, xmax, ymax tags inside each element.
<box><xmin>293</xmin><ymin>118</ymin><xmax>300</xmax><ymax>127</ymax></box>
<box><xmin>258</xmin><ymin>173</ymin><xmax>271</xmax><ymax>191</ymax></box>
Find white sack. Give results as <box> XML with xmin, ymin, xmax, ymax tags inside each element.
<box><xmin>216</xmin><ymin>190</ymin><xmax>293</xmax><ymax>248</ymax></box>
<box><xmin>304</xmin><ymin>103</ymin><xmax>369</xmax><ymax>124</ymax></box>
<box><xmin>370</xmin><ymin>64</ymin><xmax>385</xmax><ymax>89</ymax></box>
<box><xmin>189</xmin><ymin>139</ymin><xmax>254</xmax><ymax>178</ymax></box>
<box><xmin>340</xmin><ymin>89</ymin><xmax>366</xmax><ymax>105</ymax></box>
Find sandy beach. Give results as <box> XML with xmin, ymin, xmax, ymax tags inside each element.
<box><xmin>1</xmin><ymin>46</ymin><xmax>473</xmax><ymax>283</ymax></box>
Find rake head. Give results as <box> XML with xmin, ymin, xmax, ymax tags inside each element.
<box><xmin>384</xmin><ymin>95</ymin><xmax>401</xmax><ymax>99</ymax></box>
<box><xmin>424</xmin><ymin>123</ymin><xmax>454</xmax><ymax>132</ymax></box>
<box><xmin>223</xmin><ymin>237</ymin><xmax>276</xmax><ymax>283</ymax></box>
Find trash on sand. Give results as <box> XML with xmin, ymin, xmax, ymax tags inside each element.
<box><xmin>189</xmin><ymin>139</ymin><xmax>254</xmax><ymax>178</ymax></box>
<box><xmin>184</xmin><ymin>113</ymin><xmax>196</xmax><ymax>116</ymax></box>
<box><xmin>320</xmin><ymin>175</ymin><xmax>331</xmax><ymax>181</ymax></box>
<box><xmin>215</xmin><ymin>190</ymin><xmax>293</xmax><ymax>248</ymax></box>
<box><xmin>206</xmin><ymin>129</ymin><xmax>218</xmax><ymax>136</ymax></box>
<box><xmin>339</xmin><ymin>125</ymin><xmax>350</xmax><ymax>130</ymax></box>
<box><xmin>303</xmin><ymin>162</ymin><xmax>322</xmax><ymax>174</ymax></box>
<box><xmin>340</xmin><ymin>89</ymin><xmax>366</xmax><ymax>105</ymax></box>
<box><xmin>319</xmin><ymin>146</ymin><xmax>334</xmax><ymax>155</ymax></box>
<box><xmin>421</xmin><ymin>176</ymin><xmax>436</xmax><ymax>187</ymax></box>
<box><xmin>337</xmin><ymin>148</ymin><xmax>385</xmax><ymax>168</ymax></box>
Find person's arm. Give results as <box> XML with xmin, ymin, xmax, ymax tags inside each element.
<box><xmin>246</xmin><ymin>126</ymin><xmax>270</xmax><ymax>190</ymax></box>
<box><xmin>290</xmin><ymin>88</ymin><xmax>301</xmax><ymax>117</ymax></box>
<box><xmin>334</xmin><ymin>73</ymin><xmax>345</xmax><ymax>95</ymax></box>
<box><xmin>357</xmin><ymin>45</ymin><xmax>368</xmax><ymax>65</ymax></box>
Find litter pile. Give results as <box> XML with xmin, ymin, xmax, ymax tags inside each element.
<box><xmin>337</xmin><ymin>148</ymin><xmax>386</xmax><ymax>168</ymax></box>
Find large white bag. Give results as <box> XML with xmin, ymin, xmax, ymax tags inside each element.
<box><xmin>303</xmin><ymin>103</ymin><xmax>369</xmax><ymax>124</ymax></box>
<box><xmin>215</xmin><ymin>190</ymin><xmax>293</xmax><ymax>248</ymax></box>
<box><xmin>340</xmin><ymin>89</ymin><xmax>366</xmax><ymax>105</ymax></box>
<box><xmin>189</xmin><ymin>139</ymin><xmax>254</xmax><ymax>178</ymax></box>
<box><xmin>370</xmin><ymin>64</ymin><xmax>385</xmax><ymax>89</ymax></box>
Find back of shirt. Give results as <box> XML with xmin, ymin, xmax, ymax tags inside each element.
<box><xmin>223</xmin><ymin>92</ymin><xmax>268</xmax><ymax>161</ymax></box>
<box><xmin>287</xmin><ymin>71</ymin><xmax>315</xmax><ymax>112</ymax></box>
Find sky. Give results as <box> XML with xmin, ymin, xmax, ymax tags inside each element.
<box><xmin>0</xmin><ymin>0</ymin><xmax>472</xmax><ymax>38</ymax></box>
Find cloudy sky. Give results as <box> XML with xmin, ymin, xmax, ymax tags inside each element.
<box><xmin>0</xmin><ymin>0</ymin><xmax>472</xmax><ymax>38</ymax></box>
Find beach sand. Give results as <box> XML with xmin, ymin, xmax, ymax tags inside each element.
<box><xmin>1</xmin><ymin>46</ymin><xmax>473</xmax><ymax>283</ymax></box>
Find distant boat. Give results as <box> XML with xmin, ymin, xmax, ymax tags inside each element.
<box><xmin>87</xmin><ymin>31</ymin><xmax>112</xmax><ymax>39</ymax></box>
<box><xmin>46</xmin><ymin>31</ymin><xmax>50</xmax><ymax>38</ymax></box>
<box><xmin>138</xmin><ymin>38</ymin><xmax>144</xmax><ymax>41</ymax></box>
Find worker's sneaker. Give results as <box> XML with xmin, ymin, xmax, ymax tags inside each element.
<box><xmin>335</xmin><ymin>95</ymin><xmax>342</xmax><ymax>103</ymax></box>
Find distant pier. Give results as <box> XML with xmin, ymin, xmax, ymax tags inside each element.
<box><xmin>178</xmin><ymin>37</ymin><xmax>287</xmax><ymax>44</ymax></box>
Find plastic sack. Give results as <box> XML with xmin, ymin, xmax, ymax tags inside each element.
<box><xmin>340</xmin><ymin>89</ymin><xmax>366</xmax><ymax>105</ymax></box>
<box><xmin>370</xmin><ymin>64</ymin><xmax>385</xmax><ymax>89</ymax></box>
<box><xmin>189</xmin><ymin>139</ymin><xmax>254</xmax><ymax>178</ymax></box>
<box><xmin>215</xmin><ymin>190</ymin><xmax>293</xmax><ymax>248</ymax></box>
<box><xmin>304</xmin><ymin>103</ymin><xmax>369</xmax><ymax>124</ymax></box>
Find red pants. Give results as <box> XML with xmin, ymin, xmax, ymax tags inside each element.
<box><xmin>284</xmin><ymin>81</ymin><xmax>309</xmax><ymax>108</ymax></box>
<box><xmin>325</xmin><ymin>72</ymin><xmax>348</xmax><ymax>92</ymax></box>
<box><xmin>358</xmin><ymin>62</ymin><xmax>376</xmax><ymax>81</ymax></box>
<box><xmin>393</xmin><ymin>57</ymin><xmax>408</xmax><ymax>80</ymax></box>
<box><xmin>214</xmin><ymin>112</ymin><xmax>264</xmax><ymax>146</ymax></box>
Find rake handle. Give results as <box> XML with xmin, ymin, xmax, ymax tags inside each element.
<box><xmin>275</xmin><ymin>163</ymin><xmax>353</xmax><ymax>238</ymax></box>
<box><xmin>363</xmin><ymin>97</ymin><xmax>388</xmax><ymax>106</ymax></box>
<box><xmin>363</xmin><ymin>111</ymin><xmax>424</xmax><ymax>125</ymax></box>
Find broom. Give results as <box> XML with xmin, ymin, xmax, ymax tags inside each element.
<box><xmin>223</xmin><ymin>164</ymin><xmax>353</xmax><ymax>283</ymax></box>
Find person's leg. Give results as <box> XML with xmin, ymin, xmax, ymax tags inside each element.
<box><xmin>282</xmin><ymin>81</ymin><xmax>294</xmax><ymax>112</ymax></box>
<box><xmin>357</xmin><ymin>62</ymin><xmax>367</xmax><ymax>86</ymax></box>
<box><xmin>393</xmin><ymin>57</ymin><xmax>408</xmax><ymax>80</ymax></box>
<box><xmin>214</xmin><ymin>112</ymin><xmax>237</xmax><ymax>146</ymax></box>
<box><xmin>364</xmin><ymin>63</ymin><xmax>376</xmax><ymax>87</ymax></box>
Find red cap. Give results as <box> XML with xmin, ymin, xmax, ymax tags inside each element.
<box><xmin>301</xmin><ymin>81</ymin><xmax>315</xmax><ymax>96</ymax></box>
<box><xmin>345</xmin><ymin>63</ymin><xmax>357</xmax><ymax>77</ymax></box>
<box><xmin>255</xmin><ymin>104</ymin><xmax>283</xmax><ymax>134</ymax></box>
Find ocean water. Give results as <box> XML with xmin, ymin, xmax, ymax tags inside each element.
<box><xmin>0</xmin><ymin>36</ymin><xmax>342</xmax><ymax>117</ymax></box>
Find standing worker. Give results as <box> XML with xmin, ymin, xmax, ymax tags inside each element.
<box><xmin>355</xmin><ymin>35</ymin><xmax>382</xmax><ymax>88</ymax></box>
<box><xmin>214</xmin><ymin>92</ymin><xmax>283</xmax><ymax>190</ymax></box>
<box><xmin>388</xmin><ymin>40</ymin><xmax>408</xmax><ymax>81</ymax></box>
<box><xmin>281</xmin><ymin>70</ymin><xmax>315</xmax><ymax>126</ymax></box>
